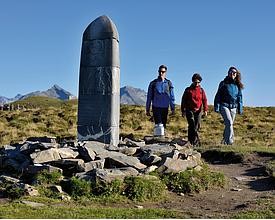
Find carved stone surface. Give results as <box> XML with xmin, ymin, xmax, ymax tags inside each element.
<box><xmin>77</xmin><ymin>15</ymin><xmax>120</xmax><ymax>146</ymax></box>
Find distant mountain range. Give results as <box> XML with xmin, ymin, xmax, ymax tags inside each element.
<box><xmin>120</xmin><ymin>86</ymin><xmax>147</xmax><ymax>106</ymax></box>
<box><xmin>19</xmin><ymin>84</ymin><xmax>77</xmax><ymax>101</ymax></box>
<box><xmin>0</xmin><ymin>84</ymin><xmax>76</xmax><ymax>105</ymax></box>
<box><xmin>0</xmin><ymin>85</ymin><xmax>147</xmax><ymax>106</ymax></box>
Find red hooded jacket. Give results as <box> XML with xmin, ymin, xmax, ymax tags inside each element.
<box><xmin>181</xmin><ymin>85</ymin><xmax>208</xmax><ymax>112</ymax></box>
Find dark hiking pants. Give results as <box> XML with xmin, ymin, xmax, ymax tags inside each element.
<box><xmin>152</xmin><ymin>106</ymin><xmax>168</xmax><ymax>128</ymax></box>
<box><xmin>185</xmin><ymin>110</ymin><xmax>202</xmax><ymax>146</ymax></box>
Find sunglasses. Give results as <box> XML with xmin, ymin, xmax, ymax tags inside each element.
<box><xmin>193</xmin><ymin>81</ymin><xmax>201</xmax><ymax>84</ymax></box>
<box><xmin>159</xmin><ymin>71</ymin><xmax>166</xmax><ymax>73</ymax></box>
<box><xmin>231</xmin><ymin>70</ymin><xmax>237</xmax><ymax>74</ymax></box>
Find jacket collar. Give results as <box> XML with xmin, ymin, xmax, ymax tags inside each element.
<box><xmin>157</xmin><ymin>76</ymin><xmax>167</xmax><ymax>82</ymax></box>
<box><xmin>224</xmin><ymin>76</ymin><xmax>236</xmax><ymax>84</ymax></box>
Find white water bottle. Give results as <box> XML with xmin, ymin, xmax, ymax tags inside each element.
<box><xmin>154</xmin><ymin>123</ymin><xmax>164</xmax><ymax>136</ymax></box>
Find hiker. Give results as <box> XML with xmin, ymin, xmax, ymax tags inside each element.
<box><xmin>146</xmin><ymin>65</ymin><xmax>175</xmax><ymax>131</ymax></box>
<box><xmin>181</xmin><ymin>73</ymin><xmax>208</xmax><ymax>146</ymax></box>
<box><xmin>214</xmin><ymin>66</ymin><xmax>244</xmax><ymax>145</ymax></box>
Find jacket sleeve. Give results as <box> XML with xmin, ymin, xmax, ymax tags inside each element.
<box><xmin>146</xmin><ymin>82</ymin><xmax>153</xmax><ymax>112</ymax></box>
<box><xmin>202</xmin><ymin>88</ymin><xmax>208</xmax><ymax>112</ymax></box>
<box><xmin>237</xmin><ymin>88</ymin><xmax>243</xmax><ymax>114</ymax></box>
<box><xmin>214</xmin><ymin>81</ymin><xmax>223</xmax><ymax>113</ymax></box>
<box><xmin>169</xmin><ymin>82</ymin><xmax>175</xmax><ymax>111</ymax></box>
<box><xmin>181</xmin><ymin>89</ymin><xmax>187</xmax><ymax>113</ymax></box>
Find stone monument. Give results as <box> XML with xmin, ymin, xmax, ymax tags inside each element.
<box><xmin>77</xmin><ymin>15</ymin><xmax>120</xmax><ymax>146</ymax></box>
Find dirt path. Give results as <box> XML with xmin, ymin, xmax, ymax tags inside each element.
<box><xmin>142</xmin><ymin>154</ymin><xmax>275</xmax><ymax>218</ymax></box>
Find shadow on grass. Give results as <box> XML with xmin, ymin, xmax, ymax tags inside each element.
<box><xmin>200</xmin><ymin>149</ymin><xmax>243</xmax><ymax>164</ymax></box>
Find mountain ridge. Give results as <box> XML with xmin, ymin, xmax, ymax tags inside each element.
<box><xmin>0</xmin><ymin>85</ymin><xmax>76</xmax><ymax>105</ymax></box>
<box><xmin>0</xmin><ymin>85</ymin><xmax>147</xmax><ymax>106</ymax></box>
<box><xmin>120</xmin><ymin>86</ymin><xmax>147</xmax><ymax>106</ymax></box>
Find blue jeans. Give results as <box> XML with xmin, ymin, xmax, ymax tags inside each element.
<box><xmin>220</xmin><ymin>106</ymin><xmax>236</xmax><ymax>145</ymax></box>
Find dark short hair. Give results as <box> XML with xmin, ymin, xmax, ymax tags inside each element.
<box><xmin>158</xmin><ymin>65</ymin><xmax>168</xmax><ymax>73</ymax></box>
<box><xmin>192</xmin><ymin>73</ymin><xmax>202</xmax><ymax>82</ymax></box>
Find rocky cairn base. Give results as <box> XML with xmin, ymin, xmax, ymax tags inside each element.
<box><xmin>0</xmin><ymin>136</ymin><xmax>202</xmax><ymax>197</ymax></box>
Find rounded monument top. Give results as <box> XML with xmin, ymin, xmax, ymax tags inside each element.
<box><xmin>83</xmin><ymin>15</ymin><xmax>119</xmax><ymax>41</ymax></box>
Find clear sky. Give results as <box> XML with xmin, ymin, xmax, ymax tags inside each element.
<box><xmin>0</xmin><ymin>0</ymin><xmax>274</xmax><ymax>106</ymax></box>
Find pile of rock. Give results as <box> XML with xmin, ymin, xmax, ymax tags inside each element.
<box><xmin>0</xmin><ymin>136</ymin><xmax>202</xmax><ymax>196</ymax></box>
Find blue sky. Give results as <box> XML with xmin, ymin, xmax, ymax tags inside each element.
<box><xmin>0</xmin><ymin>0</ymin><xmax>274</xmax><ymax>106</ymax></box>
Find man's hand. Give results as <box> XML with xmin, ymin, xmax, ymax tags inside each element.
<box><xmin>146</xmin><ymin>111</ymin><xmax>151</xmax><ymax>116</ymax></box>
<box><xmin>204</xmin><ymin>111</ymin><xmax>208</xmax><ymax>117</ymax></box>
<box><xmin>171</xmin><ymin>110</ymin><xmax>175</xmax><ymax>115</ymax></box>
<box><xmin>181</xmin><ymin>110</ymin><xmax>186</xmax><ymax>117</ymax></box>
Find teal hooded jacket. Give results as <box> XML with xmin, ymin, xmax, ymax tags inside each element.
<box><xmin>214</xmin><ymin>76</ymin><xmax>243</xmax><ymax>114</ymax></box>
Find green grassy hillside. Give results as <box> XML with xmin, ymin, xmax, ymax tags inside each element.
<box><xmin>121</xmin><ymin>104</ymin><xmax>275</xmax><ymax>153</ymax></box>
<box><xmin>0</xmin><ymin>97</ymin><xmax>77</xmax><ymax>144</ymax></box>
<box><xmin>0</xmin><ymin>96</ymin><xmax>274</xmax><ymax>153</ymax></box>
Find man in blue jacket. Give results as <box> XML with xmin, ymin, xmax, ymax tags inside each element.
<box><xmin>146</xmin><ymin>65</ymin><xmax>175</xmax><ymax>129</ymax></box>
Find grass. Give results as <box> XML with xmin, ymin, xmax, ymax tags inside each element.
<box><xmin>266</xmin><ymin>160</ymin><xmax>275</xmax><ymax>178</ymax></box>
<box><xmin>159</xmin><ymin>163</ymin><xmax>226</xmax><ymax>194</ymax></box>
<box><xmin>26</xmin><ymin>170</ymin><xmax>167</xmax><ymax>203</ymax></box>
<box><xmin>0</xmin><ymin>97</ymin><xmax>274</xmax><ymax>218</ymax></box>
<box><xmin>0</xmin><ymin>97</ymin><xmax>77</xmax><ymax>145</ymax></box>
<box><xmin>233</xmin><ymin>198</ymin><xmax>275</xmax><ymax>219</ymax></box>
<box><xmin>0</xmin><ymin>165</ymin><xmax>226</xmax><ymax>218</ymax></box>
<box><xmin>121</xmin><ymin>104</ymin><xmax>275</xmax><ymax>155</ymax></box>
<box><xmin>1</xmin><ymin>98</ymin><xmax>274</xmax><ymax>155</ymax></box>
<box><xmin>36</xmin><ymin>170</ymin><xmax>63</xmax><ymax>185</ymax></box>
<box><xmin>123</xmin><ymin>176</ymin><xmax>166</xmax><ymax>202</ymax></box>
<box><xmin>0</xmin><ymin>202</ymin><xmax>187</xmax><ymax>218</ymax></box>
<box><xmin>234</xmin><ymin>210</ymin><xmax>275</xmax><ymax>219</ymax></box>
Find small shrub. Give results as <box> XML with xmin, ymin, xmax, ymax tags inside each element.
<box><xmin>161</xmin><ymin>164</ymin><xmax>226</xmax><ymax>194</ymax></box>
<box><xmin>124</xmin><ymin>176</ymin><xmax>166</xmax><ymax>202</ymax></box>
<box><xmin>92</xmin><ymin>179</ymin><xmax>124</xmax><ymax>197</ymax></box>
<box><xmin>2</xmin><ymin>184</ymin><xmax>25</xmax><ymax>200</ymax></box>
<box><xmin>68</xmin><ymin>177</ymin><xmax>92</xmax><ymax>198</ymax></box>
<box><xmin>36</xmin><ymin>170</ymin><xmax>63</xmax><ymax>185</ymax></box>
<box><xmin>36</xmin><ymin>185</ymin><xmax>60</xmax><ymax>199</ymax></box>
<box><xmin>162</xmin><ymin>169</ymin><xmax>198</xmax><ymax>193</ymax></box>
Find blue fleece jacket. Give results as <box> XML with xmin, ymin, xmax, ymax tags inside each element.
<box><xmin>214</xmin><ymin>76</ymin><xmax>243</xmax><ymax>114</ymax></box>
<box><xmin>146</xmin><ymin>77</ymin><xmax>175</xmax><ymax>111</ymax></box>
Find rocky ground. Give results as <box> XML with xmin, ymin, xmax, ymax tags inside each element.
<box><xmin>140</xmin><ymin>153</ymin><xmax>275</xmax><ymax>218</ymax></box>
<box><xmin>0</xmin><ymin>136</ymin><xmax>274</xmax><ymax>218</ymax></box>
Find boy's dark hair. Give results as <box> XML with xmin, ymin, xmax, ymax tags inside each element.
<box><xmin>158</xmin><ymin>65</ymin><xmax>168</xmax><ymax>73</ymax></box>
<box><xmin>192</xmin><ymin>73</ymin><xmax>202</xmax><ymax>82</ymax></box>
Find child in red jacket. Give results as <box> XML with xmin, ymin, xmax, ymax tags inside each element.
<box><xmin>181</xmin><ymin>73</ymin><xmax>208</xmax><ymax>146</ymax></box>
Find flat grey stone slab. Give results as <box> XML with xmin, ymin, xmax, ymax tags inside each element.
<box><xmin>158</xmin><ymin>157</ymin><xmax>198</xmax><ymax>173</ymax></box>
<box><xmin>99</xmin><ymin>151</ymin><xmax>147</xmax><ymax>170</ymax></box>
<box><xmin>93</xmin><ymin>167</ymin><xmax>139</xmax><ymax>182</ymax></box>
<box><xmin>30</xmin><ymin>148</ymin><xmax>61</xmax><ymax>164</ymax></box>
<box><xmin>140</xmin><ymin>144</ymin><xmax>176</xmax><ymax>156</ymax></box>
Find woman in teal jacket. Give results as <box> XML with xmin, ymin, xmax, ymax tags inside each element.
<box><xmin>214</xmin><ymin>66</ymin><xmax>244</xmax><ymax>145</ymax></box>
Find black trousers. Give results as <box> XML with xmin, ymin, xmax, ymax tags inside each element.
<box><xmin>185</xmin><ymin>110</ymin><xmax>202</xmax><ymax>145</ymax></box>
<box><xmin>152</xmin><ymin>106</ymin><xmax>168</xmax><ymax>128</ymax></box>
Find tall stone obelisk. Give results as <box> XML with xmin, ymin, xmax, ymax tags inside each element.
<box><xmin>77</xmin><ymin>15</ymin><xmax>120</xmax><ymax>146</ymax></box>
